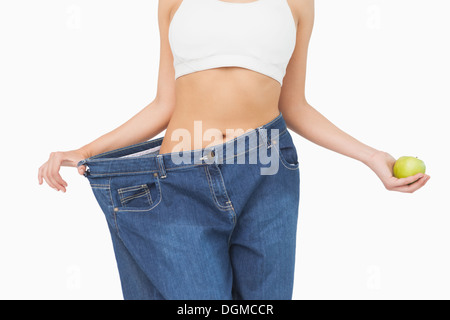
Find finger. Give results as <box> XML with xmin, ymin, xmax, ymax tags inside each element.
<box><xmin>393</xmin><ymin>173</ymin><xmax>426</xmax><ymax>187</ymax></box>
<box><xmin>38</xmin><ymin>166</ymin><xmax>44</xmax><ymax>185</ymax></box>
<box><xmin>42</xmin><ymin>167</ymin><xmax>59</xmax><ymax>191</ymax></box>
<box><xmin>47</xmin><ymin>157</ymin><xmax>65</xmax><ymax>192</ymax></box>
<box><xmin>78</xmin><ymin>165</ymin><xmax>86</xmax><ymax>175</ymax></box>
<box><xmin>48</xmin><ymin>157</ymin><xmax>67</xmax><ymax>192</ymax></box>
<box><xmin>41</xmin><ymin>157</ymin><xmax>59</xmax><ymax>190</ymax></box>
<box><xmin>51</xmin><ymin>167</ymin><xmax>68</xmax><ymax>189</ymax></box>
<box><xmin>53</xmin><ymin>175</ymin><xmax>67</xmax><ymax>192</ymax></box>
<box><xmin>393</xmin><ymin>175</ymin><xmax>430</xmax><ymax>193</ymax></box>
<box><xmin>408</xmin><ymin>174</ymin><xmax>430</xmax><ymax>191</ymax></box>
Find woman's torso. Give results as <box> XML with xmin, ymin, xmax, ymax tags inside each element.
<box><xmin>159</xmin><ymin>0</ymin><xmax>297</xmax><ymax>155</ymax></box>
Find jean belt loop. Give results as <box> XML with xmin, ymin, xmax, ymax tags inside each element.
<box><xmin>269</xmin><ymin>127</ymin><xmax>278</xmax><ymax>149</ymax></box>
<box><xmin>257</xmin><ymin>124</ymin><xmax>270</xmax><ymax>149</ymax></box>
<box><xmin>156</xmin><ymin>154</ymin><xmax>167</xmax><ymax>179</ymax></box>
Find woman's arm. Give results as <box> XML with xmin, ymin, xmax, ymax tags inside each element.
<box><xmin>38</xmin><ymin>0</ymin><xmax>177</xmax><ymax>192</ymax></box>
<box><xmin>279</xmin><ymin>0</ymin><xmax>430</xmax><ymax>193</ymax></box>
<box><xmin>281</xmin><ymin>0</ymin><xmax>376</xmax><ymax>163</ymax></box>
<box><xmin>282</xmin><ymin>101</ymin><xmax>379</xmax><ymax>165</ymax></box>
<box><xmin>77</xmin><ymin>98</ymin><xmax>173</xmax><ymax>159</ymax></box>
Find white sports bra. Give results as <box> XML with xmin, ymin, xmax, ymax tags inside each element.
<box><xmin>169</xmin><ymin>0</ymin><xmax>297</xmax><ymax>86</ymax></box>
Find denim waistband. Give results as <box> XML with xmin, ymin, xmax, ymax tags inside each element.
<box><xmin>77</xmin><ymin>112</ymin><xmax>288</xmax><ymax>178</ymax></box>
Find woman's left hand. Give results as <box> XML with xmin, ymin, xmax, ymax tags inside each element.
<box><xmin>364</xmin><ymin>151</ymin><xmax>430</xmax><ymax>193</ymax></box>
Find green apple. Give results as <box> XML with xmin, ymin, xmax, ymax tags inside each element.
<box><xmin>393</xmin><ymin>156</ymin><xmax>426</xmax><ymax>179</ymax></box>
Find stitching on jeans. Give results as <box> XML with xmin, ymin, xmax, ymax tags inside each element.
<box><xmin>85</xmin><ymin>157</ymin><xmax>157</xmax><ymax>163</ymax></box>
<box><xmin>215</xmin><ymin>164</ymin><xmax>234</xmax><ymax>214</ymax></box>
<box><xmin>157</xmin><ymin>156</ymin><xmax>162</xmax><ymax>177</ymax></box>
<box><xmin>91</xmin><ymin>185</ymin><xmax>110</xmax><ymax>189</ymax></box>
<box><xmin>274</xmin><ymin>130</ymin><xmax>300</xmax><ymax>171</ymax></box>
<box><xmin>218</xmin><ymin>130</ymin><xmax>285</xmax><ymax>164</ymax></box>
<box><xmin>108</xmin><ymin>177</ymin><xmax>121</xmax><ymax>237</ymax></box>
<box><xmin>204</xmin><ymin>166</ymin><xmax>232</xmax><ymax>211</ymax></box>
<box><xmin>166</xmin><ymin>163</ymin><xmax>206</xmax><ymax>171</ymax></box>
<box><xmin>108</xmin><ymin>177</ymin><xmax>114</xmax><ymax>208</ymax></box>
<box><xmin>204</xmin><ymin>166</ymin><xmax>224</xmax><ymax>210</ymax></box>
<box><xmin>115</xmin><ymin>177</ymin><xmax>162</xmax><ymax>212</ymax></box>
<box><xmin>119</xmin><ymin>189</ymin><xmax>150</xmax><ymax>206</ymax></box>
<box><xmin>220</xmin><ymin>142</ymin><xmax>263</xmax><ymax>163</ymax></box>
<box><xmin>88</xmin><ymin>170</ymin><xmax>159</xmax><ymax>177</ymax></box>
<box><xmin>121</xmin><ymin>191</ymin><xmax>149</xmax><ymax>203</ymax></box>
<box><xmin>118</xmin><ymin>185</ymin><xmax>140</xmax><ymax>193</ymax></box>
<box><xmin>146</xmin><ymin>188</ymin><xmax>153</xmax><ymax>205</ymax></box>
<box><xmin>118</xmin><ymin>184</ymin><xmax>148</xmax><ymax>194</ymax></box>
<box><xmin>86</xmin><ymin>163</ymin><xmax>203</xmax><ymax>176</ymax></box>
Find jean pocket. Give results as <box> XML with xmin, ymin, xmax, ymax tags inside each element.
<box><xmin>118</xmin><ymin>184</ymin><xmax>153</xmax><ymax>208</ymax></box>
<box><xmin>275</xmin><ymin>130</ymin><xmax>299</xmax><ymax>170</ymax></box>
<box><xmin>111</xmin><ymin>174</ymin><xmax>162</xmax><ymax>212</ymax></box>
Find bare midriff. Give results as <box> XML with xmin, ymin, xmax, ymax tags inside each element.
<box><xmin>158</xmin><ymin>67</ymin><xmax>282</xmax><ymax>155</ymax></box>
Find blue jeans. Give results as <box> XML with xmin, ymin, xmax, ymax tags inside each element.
<box><xmin>77</xmin><ymin>113</ymin><xmax>300</xmax><ymax>300</ymax></box>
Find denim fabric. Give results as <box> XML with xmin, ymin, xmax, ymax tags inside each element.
<box><xmin>77</xmin><ymin>113</ymin><xmax>300</xmax><ymax>300</ymax></box>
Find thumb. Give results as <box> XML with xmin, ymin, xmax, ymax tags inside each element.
<box><xmin>78</xmin><ymin>165</ymin><xmax>86</xmax><ymax>175</ymax></box>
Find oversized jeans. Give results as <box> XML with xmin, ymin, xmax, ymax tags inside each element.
<box><xmin>77</xmin><ymin>113</ymin><xmax>300</xmax><ymax>300</ymax></box>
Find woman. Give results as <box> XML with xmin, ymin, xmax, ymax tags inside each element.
<box><xmin>38</xmin><ymin>0</ymin><xmax>430</xmax><ymax>300</ymax></box>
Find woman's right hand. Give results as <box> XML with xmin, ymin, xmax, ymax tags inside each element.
<box><xmin>38</xmin><ymin>149</ymin><xmax>89</xmax><ymax>193</ymax></box>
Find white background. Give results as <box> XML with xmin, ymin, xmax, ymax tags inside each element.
<box><xmin>0</xmin><ymin>0</ymin><xmax>449</xmax><ymax>300</ymax></box>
